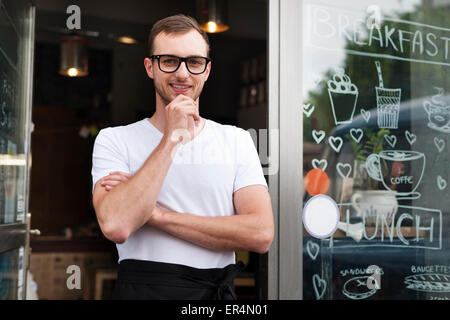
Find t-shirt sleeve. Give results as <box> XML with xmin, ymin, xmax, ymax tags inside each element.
<box><xmin>91</xmin><ymin>128</ymin><xmax>130</xmax><ymax>193</ymax></box>
<box><xmin>233</xmin><ymin>129</ymin><xmax>268</xmax><ymax>193</ymax></box>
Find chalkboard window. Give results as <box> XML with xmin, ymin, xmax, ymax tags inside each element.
<box><xmin>302</xmin><ymin>0</ymin><xmax>450</xmax><ymax>300</ymax></box>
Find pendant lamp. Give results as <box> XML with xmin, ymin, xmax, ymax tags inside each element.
<box><xmin>59</xmin><ymin>36</ymin><xmax>88</xmax><ymax>77</ymax></box>
<box><xmin>197</xmin><ymin>0</ymin><xmax>229</xmax><ymax>33</ymax></box>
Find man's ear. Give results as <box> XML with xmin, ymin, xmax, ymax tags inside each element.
<box><xmin>203</xmin><ymin>61</ymin><xmax>211</xmax><ymax>82</ymax></box>
<box><xmin>144</xmin><ymin>57</ymin><xmax>154</xmax><ymax>79</ymax></box>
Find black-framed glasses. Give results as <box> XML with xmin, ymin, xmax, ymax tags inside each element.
<box><xmin>150</xmin><ymin>54</ymin><xmax>211</xmax><ymax>75</ymax></box>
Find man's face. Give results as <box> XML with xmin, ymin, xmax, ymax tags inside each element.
<box><xmin>145</xmin><ymin>30</ymin><xmax>211</xmax><ymax>105</ymax></box>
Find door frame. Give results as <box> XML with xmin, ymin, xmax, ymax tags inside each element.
<box><xmin>0</xmin><ymin>0</ymin><xmax>35</xmax><ymax>300</ymax></box>
<box><xmin>23</xmin><ymin>3</ymin><xmax>36</xmax><ymax>300</ymax></box>
<box><xmin>268</xmin><ymin>0</ymin><xmax>304</xmax><ymax>300</ymax></box>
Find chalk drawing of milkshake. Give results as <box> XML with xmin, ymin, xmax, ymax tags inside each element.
<box><xmin>327</xmin><ymin>68</ymin><xmax>359</xmax><ymax>125</ymax></box>
<box><xmin>375</xmin><ymin>61</ymin><xmax>402</xmax><ymax>129</ymax></box>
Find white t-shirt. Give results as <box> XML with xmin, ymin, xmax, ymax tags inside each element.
<box><xmin>91</xmin><ymin>118</ymin><xmax>267</xmax><ymax>269</ymax></box>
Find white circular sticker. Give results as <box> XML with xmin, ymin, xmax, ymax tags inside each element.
<box><xmin>303</xmin><ymin>194</ymin><xmax>339</xmax><ymax>239</ymax></box>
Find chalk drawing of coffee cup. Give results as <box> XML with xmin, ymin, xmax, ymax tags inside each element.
<box><xmin>423</xmin><ymin>87</ymin><xmax>450</xmax><ymax>133</ymax></box>
<box><xmin>327</xmin><ymin>69</ymin><xmax>358</xmax><ymax>125</ymax></box>
<box><xmin>365</xmin><ymin>150</ymin><xmax>426</xmax><ymax>200</ymax></box>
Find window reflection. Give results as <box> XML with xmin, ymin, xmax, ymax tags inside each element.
<box><xmin>0</xmin><ymin>1</ymin><xmax>28</xmax><ymax>227</ymax></box>
<box><xmin>303</xmin><ymin>0</ymin><xmax>450</xmax><ymax>300</ymax></box>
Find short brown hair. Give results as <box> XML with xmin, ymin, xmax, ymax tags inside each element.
<box><xmin>148</xmin><ymin>14</ymin><xmax>210</xmax><ymax>57</ymax></box>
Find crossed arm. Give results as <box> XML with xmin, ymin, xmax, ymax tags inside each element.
<box><xmin>96</xmin><ymin>172</ymin><xmax>274</xmax><ymax>253</ymax></box>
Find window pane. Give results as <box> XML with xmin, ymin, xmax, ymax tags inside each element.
<box><xmin>0</xmin><ymin>248</ymin><xmax>20</xmax><ymax>299</ymax></box>
<box><xmin>302</xmin><ymin>0</ymin><xmax>450</xmax><ymax>300</ymax></box>
<box><xmin>0</xmin><ymin>0</ymin><xmax>31</xmax><ymax>225</ymax></box>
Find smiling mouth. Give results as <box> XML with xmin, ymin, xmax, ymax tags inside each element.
<box><xmin>170</xmin><ymin>84</ymin><xmax>192</xmax><ymax>91</ymax></box>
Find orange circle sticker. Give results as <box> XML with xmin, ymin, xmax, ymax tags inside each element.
<box><xmin>305</xmin><ymin>169</ymin><xmax>330</xmax><ymax>196</ymax></box>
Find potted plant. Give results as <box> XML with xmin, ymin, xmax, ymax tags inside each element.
<box><xmin>346</xmin><ymin>128</ymin><xmax>389</xmax><ymax>190</ymax></box>
<box><xmin>345</xmin><ymin>128</ymin><xmax>398</xmax><ymax>226</ymax></box>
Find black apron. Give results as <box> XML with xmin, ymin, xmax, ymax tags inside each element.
<box><xmin>112</xmin><ymin>259</ymin><xmax>244</xmax><ymax>300</ymax></box>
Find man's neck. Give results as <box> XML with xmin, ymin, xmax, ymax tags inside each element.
<box><xmin>148</xmin><ymin>111</ymin><xmax>166</xmax><ymax>134</ymax></box>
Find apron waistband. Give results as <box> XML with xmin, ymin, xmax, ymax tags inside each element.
<box><xmin>117</xmin><ymin>259</ymin><xmax>244</xmax><ymax>300</ymax></box>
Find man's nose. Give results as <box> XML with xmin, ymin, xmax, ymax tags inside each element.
<box><xmin>175</xmin><ymin>61</ymin><xmax>190</xmax><ymax>79</ymax></box>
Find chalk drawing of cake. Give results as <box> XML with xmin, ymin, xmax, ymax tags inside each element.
<box><xmin>327</xmin><ymin>68</ymin><xmax>359</xmax><ymax>125</ymax></box>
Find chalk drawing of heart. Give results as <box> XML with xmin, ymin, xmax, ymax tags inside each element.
<box><xmin>437</xmin><ymin>176</ymin><xmax>447</xmax><ymax>190</ymax></box>
<box><xmin>303</xmin><ymin>104</ymin><xmax>315</xmax><ymax>118</ymax></box>
<box><xmin>312</xmin><ymin>130</ymin><xmax>326</xmax><ymax>144</ymax></box>
<box><xmin>405</xmin><ymin>131</ymin><xmax>417</xmax><ymax>145</ymax></box>
<box><xmin>328</xmin><ymin>136</ymin><xmax>343</xmax><ymax>153</ymax></box>
<box><xmin>313</xmin><ymin>274</ymin><xmax>327</xmax><ymax>300</ymax></box>
<box><xmin>360</xmin><ymin>109</ymin><xmax>370</xmax><ymax>123</ymax></box>
<box><xmin>312</xmin><ymin>159</ymin><xmax>328</xmax><ymax>171</ymax></box>
<box><xmin>337</xmin><ymin>162</ymin><xmax>352</xmax><ymax>179</ymax></box>
<box><xmin>434</xmin><ymin>137</ymin><xmax>445</xmax><ymax>152</ymax></box>
<box><xmin>384</xmin><ymin>135</ymin><xmax>397</xmax><ymax>148</ymax></box>
<box><xmin>306</xmin><ymin>241</ymin><xmax>320</xmax><ymax>260</ymax></box>
<box><xmin>350</xmin><ymin>128</ymin><xmax>363</xmax><ymax>143</ymax></box>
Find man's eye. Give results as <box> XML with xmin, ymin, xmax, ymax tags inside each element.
<box><xmin>189</xmin><ymin>59</ymin><xmax>203</xmax><ymax>65</ymax></box>
<box><xmin>162</xmin><ymin>59</ymin><xmax>178</xmax><ymax>64</ymax></box>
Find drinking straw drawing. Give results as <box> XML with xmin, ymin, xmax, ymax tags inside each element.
<box><xmin>375</xmin><ymin>61</ymin><xmax>401</xmax><ymax>129</ymax></box>
<box><xmin>375</xmin><ymin>61</ymin><xmax>384</xmax><ymax>88</ymax></box>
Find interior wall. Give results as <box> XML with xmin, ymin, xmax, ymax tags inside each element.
<box><xmin>30</xmin><ymin>106</ymin><xmax>93</xmax><ymax>235</ymax></box>
<box><xmin>111</xmin><ymin>43</ymin><xmax>153</xmax><ymax>125</ymax></box>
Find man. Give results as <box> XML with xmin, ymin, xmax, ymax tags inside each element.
<box><xmin>91</xmin><ymin>14</ymin><xmax>274</xmax><ymax>300</ymax></box>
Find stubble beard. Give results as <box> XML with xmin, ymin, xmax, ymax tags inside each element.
<box><xmin>155</xmin><ymin>84</ymin><xmax>171</xmax><ymax>106</ymax></box>
<box><xmin>154</xmin><ymin>80</ymin><xmax>204</xmax><ymax>106</ymax></box>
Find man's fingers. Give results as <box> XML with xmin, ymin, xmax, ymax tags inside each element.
<box><xmin>173</xmin><ymin>94</ymin><xmax>197</xmax><ymax>105</ymax></box>
<box><xmin>101</xmin><ymin>180</ymin><xmax>122</xmax><ymax>187</ymax></box>
<box><xmin>187</xmin><ymin>116</ymin><xmax>195</xmax><ymax>139</ymax></box>
<box><xmin>109</xmin><ymin>171</ymin><xmax>132</xmax><ymax>178</ymax></box>
<box><xmin>188</xmin><ymin>111</ymin><xmax>201</xmax><ymax>121</ymax></box>
<box><xmin>101</xmin><ymin>179</ymin><xmax>127</xmax><ymax>186</ymax></box>
<box><xmin>106</xmin><ymin>173</ymin><xmax>131</xmax><ymax>181</ymax></box>
<box><xmin>164</xmin><ymin>96</ymin><xmax>201</xmax><ymax>142</ymax></box>
<box><xmin>185</xmin><ymin>112</ymin><xmax>200</xmax><ymax>122</ymax></box>
<box><xmin>169</xmin><ymin>98</ymin><xmax>200</xmax><ymax>120</ymax></box>
<box><xmin>181</xmin><ymin>105</ymin><xmax>200</xmax><ymax>121</ymax></box>
<box><xmin>101</xmin><ymin>171</ymin><xmax>133</xmax><ymax>186</ymax></box>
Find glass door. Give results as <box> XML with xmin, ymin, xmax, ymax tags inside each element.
<box><xmin>301</xmin><ymin>0</ymin><xmax>450</xmax><ymax>300</ymax></box>
<box><xmin>0</xmin><ymin>0</ymin><xmax>34</xmax><ymax>300</ymax></box>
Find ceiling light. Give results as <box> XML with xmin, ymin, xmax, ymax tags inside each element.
<box><xmin>197</xmin><ymin>0</ymin><xmax>229</xmax><ymax>33</ymax></box>
<box><xmin>206</xmin><ymin>21</ymin><xmax>218</xmax><ymax>33</ymax></box>
<box><xmin>67</xmin><ymin>68</ymin><xmax>79</xmax><ymax>77</ymax></box>
<box><xmin>117</xmin><ymin>36</ymin><xmax>138</xmax><ymax>44</ymax></box>
<box><xmin>59</xmin><ymin>36</ymin><xmax>88</xmax><ymax>77</ymax></box>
